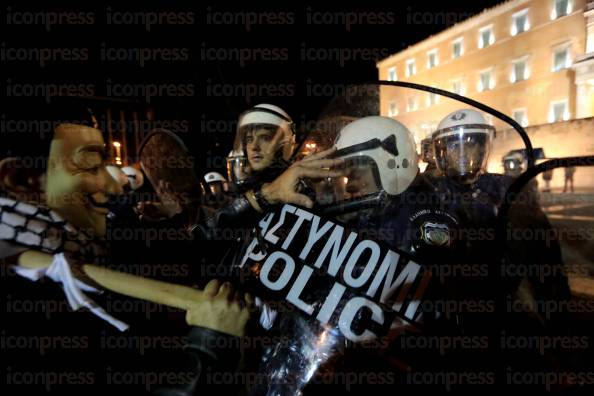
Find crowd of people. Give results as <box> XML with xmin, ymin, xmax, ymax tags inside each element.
<box><xmin>0</xmin><ymin>101</ymin><xmax>575</xmax><ymax>394</ymax></box>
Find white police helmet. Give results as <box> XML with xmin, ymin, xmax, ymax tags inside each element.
<box><xmin>236</xmin><ymin>103</ymin><xmax>295</xmax><ymax>161</ymax></box>
<box><xmin>433</xmin><ymin>109</ymin><xmax>495</xmax><ymax>184</ymax></box>
<box><xmin>334</xmin><ymin>116</ymin><xmax>418</xmax><ymax>196</ymax></box>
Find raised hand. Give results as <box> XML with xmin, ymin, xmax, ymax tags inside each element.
<box><xmin>260</xmin><ymin>148</ymin><xmax>345</xmax><ymax>208</ymax></box>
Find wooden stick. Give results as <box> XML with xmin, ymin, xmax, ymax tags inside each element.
<box><xmin>81</xmin><ymin>265</ymin><xmax>204</xmax><ymax>310</ymax></box>
<box><xmin>17</xmin><ymin>251</ymin><xmax>204</xmax><ymax>310</ymax></box>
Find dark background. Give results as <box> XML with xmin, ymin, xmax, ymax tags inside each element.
<box><xmin>2</xmin><ymin>1</ymin><xmax>502</xmax><ymax>173</ymax></box>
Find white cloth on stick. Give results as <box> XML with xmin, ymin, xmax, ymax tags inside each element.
<box><xmin>13</xmin><ymin>253</ymin><xmax>129</xmax><ymax>331</ymax></box>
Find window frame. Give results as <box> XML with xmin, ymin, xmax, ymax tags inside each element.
<box><xmin>407</xmin><ymin>96</ymin><xmax>419</xmax><ymax>112</ymax></box>
<box><xmin>452</xmin><ymin>37</ymin><xmax>464</xmax><ymax>59</ymax></box>
<box><xmin>511</xmin><ymin>8</ymin><xmax>530</xmax><ymax>36</ymax></box>
<box><xmin>406</xmin><ymin>58</ymin><xmax>417</xmax><ymax>77</ymax></box>
<box><xmin>477</xmin><ymin>67</ymin><xmax>495</xmax><ymax>92</ymax></box>
<box><xmin>551</xmin><ymin>43</ymin><xmax>572</xmax><ymax>72</ymax></box>
<box><xmin>451</xmin><ymin>78</ymin><xmax>465</xmax><ymax>95</ymax></box>
<box><xmin>551</xmin><ymin>0</ymin><xmax>572</xmax><ymax>20</ymax></box>
<box><xmin>387</xmin><ymin>66</ymin><xmax>397</xmax><ymax>82</ymax></box>
<box><xmin>549</xmin><ymin>99</ymin><xmax>569</xmax><ymax>122</ymax></box>
<box><xmin>510</xmin><ymin>55</ymin><xmax>530</xmax><ymax>83</ymax></box>
<box><xmin>388</xmin><ymin>101</ymin><xmax>399</xmax><ymax>117</ymax></box>
<box><xmin>427</xmin><ymin>48</ymin><xmax>439</xmax><ymax>69</ymax></box>
<box><xmin>512</xmin><ymin>107</ymin><xmax>529</xmax><ymax>127</ymax></box>
<box><xmin>478</xmin><ymin>24</ymin><xmax>495</xmax><ymax>49</ymax></box>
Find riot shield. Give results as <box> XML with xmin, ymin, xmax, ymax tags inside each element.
<box><xmin>497</xmin><ymin>157</ymin><xmax>594</xmax><ymax>391</ymax></box>
<box><xmin>229</xmin><ymin>82</ymin><xmax>546</xmax><ymax>395</ymax></box>
<box><xmin>138</xmin><ymin>129</ymin><xmax>202</xmax><ymax>219</ymax></box>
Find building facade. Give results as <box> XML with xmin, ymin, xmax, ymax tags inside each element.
<box><xmin>377</xmin><ymin>0</ymin><xmax>594</xmax><ymax>148</ymax></box>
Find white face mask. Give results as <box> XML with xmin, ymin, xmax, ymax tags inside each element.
<box><xmin>45</xmin><ymin>124</ymin><xmax>121</xmax><ymax>238</ymax></box>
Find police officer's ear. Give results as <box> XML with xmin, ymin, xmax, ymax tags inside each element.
<box><xmin>0</xmin><ymin>157</ymin><xmax>46</xmax><ymax>202</ymax></box>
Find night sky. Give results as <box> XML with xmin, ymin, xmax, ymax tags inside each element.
<box><xmin>2</xmin><ymin>1</ymin><xmax>503</xmax><ymax>172</ymax></box>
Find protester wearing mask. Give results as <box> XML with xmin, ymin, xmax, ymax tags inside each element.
<box><xmin>0</xmin><ymin>102</ymin><xmax>253</xmax><ymax>395</ymax></box>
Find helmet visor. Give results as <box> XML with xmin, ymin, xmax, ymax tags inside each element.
<box><xmin>312</xmin><ymin>156</ymin><xmax>383</xmax><ymax>209</ymax></box>
<box><xmin>226</xmin><ymin>155</ymin><xmax>251</xmax><ymax>187</ymax></box>
<box><xmin>433</xmin><ymin>128</ymin><xmax>492</xmax><ymax>182</ymax></box>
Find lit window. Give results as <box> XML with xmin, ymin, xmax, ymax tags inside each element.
<box><xmin>551</xmin><ymin>0</ymin><xmax>572</xmax><ymax>20</ymax></box>
<box><xmin>511</xmin><ymin>9</ymin><xmax>530</xmax><ymax>36</ymax></box>
<box><xmin>113</xmin><ymin>141</ymin><xmax>122</xmax><ymax>165</ymax></box>
<box><xmin>452</xmin><ymin>79</ymin><xmax>465</xmax><ymax>95</ymax></box>
<box><xmin>512</xmin><ymin>108</ymin><xmax>529</xmax><ymax>127</ymax></box>
<box><xmin>478</xmin><ymin>25</ymin><xmax>495</xmax><ymax>49</ymax></box>
<box><xmin>549</xmin><ymin>100</ymin><xmax>570</xmax><ymax>122</ymax></box>
<box><xmin>426</xmin><ymin>92</ymin><xmax>440</xmax><ymax>107</ymax></box>
<box><xmin>478</xmin><ymin>69</ymin><xmax>495</xmax><ymax>92</ymax></box>
<box><xmin>406</xmin><ymin>59</ymin><xmax>417</xmax><ymax>77</ymax></box>
<box><xmin>510</xmin><ymin>57</ymin><xmax>530</xmax><ymax>83</ymax></box>
<box><xmin>427</xmin><ymin>49</ymin><xmax>439</xmax><ymax>69</ymax></box>
<box><xmin>388</xmin><ymin>102</ymin><xmax>398</xmax><ymax>117</ymax></box>
<box><xmin>552</xmin><ymin>45</ymin><xmax>571</xmax><ymax>72</ymax></box>
<box><xmin>452</xmin><ymin>37</ymin><xmax>464</xmax><ymax>59</ymax></box>
<box><xmin>407</xmin><ymin>96</ymin><xmax>418</xmax><ymax>112</ymax></box>
<box><xmin>388</xmin><ymin>67</ymin><xmax>397</xmax><ymax>81</ymax></box>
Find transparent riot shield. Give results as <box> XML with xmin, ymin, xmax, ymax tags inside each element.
<box><xmin>229</xmin><ymin>82</ymin><xmax>546</xmax><ymax>395</ymax></box>
<box><xmin>498</xmin><ymin>157</ymin><xmax>594</xmax><ymax>391</ymax></box>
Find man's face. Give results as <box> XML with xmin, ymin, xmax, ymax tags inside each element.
<box><xmin>245</xmin><ymin>127</ymin><xmax>281</xmax><ymax>172</ymax></box>
<box><xmin>44</xmin><ymin>124</ymin><xmax>121</xmax><ymax>237</ymax></box>
<box><xmin>435</xmin><ymin>132</ymin><xmax>489</xmax><ymax>183</ymax></box>
<box><xmin>338</xmin><ymin>160</ymin><xmax>379</xmax><ymax>200</ymax></box>
<box><xmin>445</xmin><ymin>140</ymin><xmax>483</xmax><ymax>177</ymax></box>
<box><xmin>346</xmin><ymin>166</ymin><xmax>377</xmax><ymax>198</ymax></box>
<box><xmin>208</xmin><ymin>182</ymin><xmax>223</xmax><ymax>196</ymax></box>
